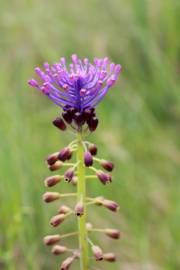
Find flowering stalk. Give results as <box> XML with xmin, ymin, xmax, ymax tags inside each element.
<box><xmin>28</xmin><ymin>55</ymin><xmax>122</xmax><ymax>270</ymax></box>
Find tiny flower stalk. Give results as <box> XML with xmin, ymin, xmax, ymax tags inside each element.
<box><xmin>28</xmin><ymin>54</ymin><xmax>122</xmax><ymax>270</ymax></box>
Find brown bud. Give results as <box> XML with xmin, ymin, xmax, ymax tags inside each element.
<box><xmin>96</xmin><ymin>170</ymin><xmax>112</xmax><ymax>185</ymax></box>
<box><xmin>88</xmin><ymin>144</ymin><xmax>97</xmax><ymax>156</ymax></box>
<box><xmin>43</xmin><ymin>234</ymin><xmax>60</xmax><ymax>245</ymax></box>
<box><xmin>60</xmin><ymin>256</ymin><xmax>75</xmax><ymax>270</ymax></box>
<box><xmin>103</xmin><ymin>253</ymin><xmax>116</xmax><ymax>262</ymax></box>
<box><xmin>92</xmin><ymin>245</ymin><xmax>103</xmax><ymax>261</ymax></box>
<box><xmin>52</xmin><ymin>245</ymin><xmax>67</xmax><ymax>255</ymax></box>
<box><xmin>74</xmin><ymin>201</ymin><xmax>84</xmax><ymax>217</ymax></box>
<box><xmin>43</xmin><ymin>192</ymin><xmax>60</xmax><ymax>203</ymax></box>
<box><xmin>105</xmin><ymin>229</ymin><xmax>120</xmax><ymax>239</ymax></box>
<box><xmin>100</xmin><ymin>159</ymin><xmax>114</xmax><ymax>172</ymax></box>
<box><xmin>102</xmin><ymin>199</ymin><xmax>119</xmax><ymax>212</ymax></box>
<box><xmin>58</xmin><ymin>205</ymin><xmax>71</xmax><ymax>214</ymax></box>
<box><xmin>46</xmin><ymin>152</ymin><xmax>59</xmax><ymax>165</ymax></box>
<box><xmin>50</xmin><ymin>214</ymin><xmax>65</xmax><ymax>227</ymax></box>
<box><xmin>48</xmin><ymin>160</ymin><xmax>63</xmax><ymax>171</ymax></box>
<box><xmin>44</xmin><ymin>175</ymin><xmax>61</xmax><ymax>187</ymax></box>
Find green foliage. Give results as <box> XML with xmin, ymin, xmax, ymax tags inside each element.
<box><xmin>0</xmin><ymin>0</ymin><xmax>179</xmax><ymax>269</ymax></box>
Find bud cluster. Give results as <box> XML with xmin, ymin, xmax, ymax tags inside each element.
<box><xmin>53</xmin><ymin>106</ymin><xmax>99</xmax><ymax>133</ymax></box>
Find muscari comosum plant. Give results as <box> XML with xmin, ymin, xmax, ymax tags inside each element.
<box><xmin>28</xmin><ymin>55</ymin><xmax>122</xmax><ymax>270</ymax></box>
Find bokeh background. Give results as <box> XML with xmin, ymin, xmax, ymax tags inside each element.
<box><xmin>0</xmin><ymin>0</ymin><xmax>180</xmax><ymax>269</ymax></box>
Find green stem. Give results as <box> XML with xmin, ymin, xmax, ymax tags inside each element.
<box><xmin>77</xmin><ymin>132</ymin><xmax>89</xmax><ymax>270</ymax></box>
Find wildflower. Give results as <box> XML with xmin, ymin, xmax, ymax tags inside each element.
<box><xmin>44</xmin><ymin>175</ymin><xmax>62</xmax><ymax>187</ymax></box>
<box><xmin>50</xmin><ymin>214</ymin><xmax>65</xmax><ymax>227</ymax></box>
<box><xmin>103</xmin><ymin>253</ymin><xmax>116</xmax><ymax>262</ymax></box>
<box><xmin>74</xmin><ymin>200</ymin><xmax>84</xmax><ymax>216</ymax></box>
<box><xmin>58</xmin><ymin>147</ymin><xmax>72</xmax><ymax>162</ymax></box>
<box><xmin>84</xmin><ymin>151</ymin><xmax>93</xmax><ymax>167</ymax></box>
<box><xmin>60</xmin><ymin>256</ymin><xmax>75</xmax><ymax>270</ymax></box>
<box><xmin>64</xmin><ymin>168</ymin><xmax>75</xmax><ymax>182</ymax></box>
<box><xmin>100</xmin><ymin>159</ymin><xmax>114</xmax><ymax>172</ymax></box>
<box><xmin>91</xmin><ymin>245</ymin><xmax>103</xmax><ymax>261</ymax></box>
<box><xmin>43</xmin><ymin>234</ymin><xmax>61</xmax><ymax>245</ymax></box>
<box><xmin>48</xmin><ymin>160</ymin><xmax>63</xmax><ymax>171</ymax></box>
<box><xmin>102</xmin><ymin>199</ymin><xmax>119</xmax><ymax>212</ymax></box>
<box><xmin>52</xmin><ymin>245</ymin><xmax>68</xmax><ymax>255</ymax></box>
<box><xmin>58</xmin><ymin>205</ymin><xmax>71</xmax><ymax>214</ymax></box>
<box><xmin>105</xmin><ymin>228</ymin><xmax>120</xmax><ymax>239</ymax></box>
<box><xmin>43</xmin><ymin>192</ymin><xmax>60</xmax><ymax>203</ymax></box>
<box><xmin>53</xmin><ymin>117</ymin><xmax>67</xmax><ymax>131</ymax></box>
<box><xmin>46</xmin><ymin>152</ymin><xmax>59</xmax><ymax>165</ymax></box>
<box><xmin>96</xmin><ymin>170</ymin><xmax>112</xmax><ymax>185</ymax></box>
<box><xmin>88</xmin><ymin>144</ymin><xmax>97</xmax><ymax>155</ymax></box>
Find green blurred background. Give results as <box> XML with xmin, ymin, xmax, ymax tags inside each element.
<box><xmin>0</xmin><ymin>0</ymin><xmax>179</xmax><ymax>269</ymax></box>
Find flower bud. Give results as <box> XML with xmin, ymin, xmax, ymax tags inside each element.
<box><xmin>94</xmin><ymin>196</ymin><xmax>104</xmax><ymax>205</ymax></box>
<box><xmin>74</xmin><ymin>112</ymin><xmax>85</xmax><ymax>126</ymax></box>
<box><xmin>64</xmin><ymin>168</ymin><xmax>74</xmax><ymax>182</ymax></box>
<box><xmin>105</xmin><ymin>229</ymin><xmax>120</xmax><ymax>239</ymax></box>
<box><xmin>50</xmin><ymin>214</ymin><xmax>65</xmax><ymax>227</ymax></box>
<box><xmin>71</xmin><ymin>176</ymin><xmax>78</xmax><ymax>185</ymax></box>
<box><xmin>88</xmin><ymin>144</ymin><xmax>97</xmax><ymax>156</ymax></box>
<box><xmin>46</xmin><ymin>152</ymin><xmax>59</xmax><ymax>165</ymax></box>
<box><xmin>100</xmin><ymin>159</ymin><xmax>114</xmax><ymax>172</ymax></box>
<box><xmin>62</xmin><ymin>110</ymin><xmax>73</xmax><ymax>124</ymax></box>
<box><xmin>58</xmin><ymin>205</ymin><xmax>71</xmax><ymax>214</ymax></box>
<box><xmin>60</xmin><ymin>256</ymin><xmax>75</xmax><ymax>270</ymax></box>
<box><xmin>43</xmin><ymin>234</ymin><xmax>60</xmax><ymax>245</ymax></box>
<box><xmin>87</xmin><ymin>117</ymin><xmax>99</xmax><ymax>132</ymax></box>
<box><xmin>74</xmin><ymin>201</ymin><xmax>84</xmax><ymax>216</ymax></box>
<box><xmin>52</xmin><ymin>245</ymin><xmax>67</xmax><ymax>255</ymax></box>
<box><xmin>103</xmin><ymin>253</ymin><xmax>116</xmax><ymax>262</ymax></box>
<box><xmin>48</xmin><ymin>160</ymin><xmax>63</xmax><ymax>171</ymax></box>
<box><xmin>53</xmin><ymin>117</ymin><xmax>66</xmax><ymax>131</ymax></box>
<box><xmin>58</xmin><ymin>148</ymin><xmax>72</xmax><ymax>162</ymax></box>
<box><xmin>102</xmin><ymin>199</ymin><xmax>119</xmax><ymax>212</ymax></box>
<box><xmin>96</xmin><ymin>170</ymin><xmax>112</xmax><ymax>185</ymax></box>
<box><xmin>43</xmin><ymin>192</ymin><xmax>60</xmax><ymax>203</ymax></box>
<box><xmin>84</xmin><ymin>151</ymin><xmax>93</xmax><ymax>167</ymax></box>
<box><xmin>92</xmin><ymin>245</ymin><xmax>103</xmax><ymax>261</ymax></box>
<box><xmin>44</xmin><ymin>175</ymin><xmax>61</xmax><ymax>187</ymax></box>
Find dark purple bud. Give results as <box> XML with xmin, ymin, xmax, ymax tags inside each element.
<box><xmin>74</xmin><ymin>201</ymin><xmax>84</xmax><ymax>216</ymax></box>
<box><xmin>105</xmin><ymin>229</ymin><xmax>120</xmax><ymax>239</ymax></box>
<box><xmin>88</xmin><ymin>144</ymin><xmax>97</xmax><ymax>156</ymax></box>
<box><xmin>74</xmin><ymin>112</ymin><xmax>85</xmax><ymax>126</ymax></box>
<box><xmin>102</xmin><ymin>199</ymin><xmax>119</xmax><ymax>212</ymax></box>
<box><xmin>100</xmin><ymin>159</ymin><xmax>114</xmax><ymax>172</ymax></box>
<box><xmin>60</xmin><ymin>256</ymin><xmax>75</xmax><ymax>270</ymax></box>
<box><xmin>44</xmin><ymin>175</ymin><xmax>62</xmax><ymax>187</ymax></box>
<box><xmin>92</xmin><ymin>245</ymin><xmax>103</xmax><ymax>261</ymax></box>
<box><xmin>87</xmin><ymin>116</ymin><xmax>99</xmax><ymax>132</ymax></box>
<box><xmin>62</xmin><ymin>111</ymin><xmax>72</xmax><ymax>124</ymax></box>
<box><xmin>48</xmin><ymin>160</ymin><xmax>63</xmax><ymax>171</ymax></box>
<box><xmin>46</xmin><ymin>152</ymin><xmax>59</xmax><ymax>165</ymax></box>
<box><xmin>43</xmin><ymin>234</ymin><xmax>61</xmax><ymax>246</ymax></box>
<box><xmin>43</xmin><ymin>192</ymin><xmax>60</xmax><ymax>203</ymax></box>
<box><xmin>84</xmin><ymin>151</ymin><xmax>93</xmax><ymax>167</ymax></box>
<box><xmin>64</xmin><ymin>168</ymin><xmax>74</xmax><ymax>182</ymax></box>
<box><xmin>58</xmin><ymin>148</ymin><xmax>72</xmax><ymax>162</ymax></box>
<box><xmin>53</xmin><ymin>117</ymin><xmax>66</xmax><ymax>131</ymax></box>
<box><xmin>50</xmin><ymin>214</ymin><xmax>65</xmax><ymax>227</ymax></box>
<box><xmin>52</xmin><ymin>245</ymin><xmax>68</xmax><ymax>255</ymax></box>
<box><xmin>82</xmin><ymin>108</ymin><xmax>94</xmax><ymax>121</ymax></box>
<box><xmin>103</xmin><ymin>253</ymin><xmax>116</xmax><ymax>262</ymax></box>
<box><xmin>96</xmin><ymin>170</ymin><xmax>112</xmax><ymax>185</ymax></box>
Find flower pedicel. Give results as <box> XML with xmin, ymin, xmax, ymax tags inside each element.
<box><xmin>28</xmin><ymin>55</ymin><xmax>122</xmax><ymax>270</ymax></box>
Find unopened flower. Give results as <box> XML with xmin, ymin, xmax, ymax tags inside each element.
<box><xmin>58</xmin><ymin>205</ymin><xmax>71</xmax><ymax>214</ymax></box>
<box><xmin>58</xmin><ymin>148</ymin><xmax>72</xmax><ymax>162</ymax></box>
<box><xmin>50</xmin><ymin>214</ymin><xmax>65</xmax><ymax>227</ymax></box>
<box><xmin>43</xmin><ymin>234</ymin><xmax>61</xmax><ymax>245</ymax></box>
<box><xmin>53</xmin><ymin>117</ymin><xmax>66</xmax><ymax>131</ymax></box>
<box><xmin>105</xmin><ymin>229</ymin><xmax>120</xmax><ymax>239</ymax></box>
<box><xmin>43</xmin><ymin>192</ymin><xmax>60</xmax><ymax>203</ymax></box>
<box><xmin>100</xmin><ymin>159</ymin><xmax>114</xmax><ymax>172</ymax></box>
<box><xmin>44</xmin><ymin>175</ymin><xmax>62</xmax><ymax>187</ymax></box>
<box><xmin>84</xmin><ymin>151</ymin><xmax>93</xmax><ymax>167</ymax></box>
<box><xmin>52</xmin><ymin>245</ymin><xmax>68</xmax><ymax>255</ymax></box>
<box><xmin>102</xmin><ymin>199</ymin><xmax>119</xmax><ymax>212</ymax></box>
<box><xmin>86</xmin><ymin>222</ymin><xmax>93</xmax><ymax>230</ymax></box>
<box><xmin>91</xmin><ymin>245</ymin><xmax>103</xmax><ymax>261</ymax></box>
<box><xmin>60</xmin><ymin>256</ymin><xmax>75</xmax><ymax>270</ymax></box>
<box><xmin>96</xmin><ymin>170</ymin><xmax>112</xmax><ymax>185</ymax></box>
<box><xmin>48</xmin><ymin>160</ymin><xmax>63</xmax><ymax>171</ymax></box>
<box><xmin>103</xmin><ymin>253</ymin><xmax>116</xmax><ymax>262</ymax></box>
<box><xmin>88</xmin><ymin>144</ymin><xmax>97</xmax><ymax>155</ymax></box>
<box><xmin>64</xmin><ymin>168</ymin><xmax>74</xmax><ymax>182</ymax></box>
<box><xmin>46</xmin><ymin>152</ymin><xmax>59</xmax><ymax>165</ymax></box>
<box><xmin>74</xmin><ymin>200</ymin><xmax>84</xmax><ymax>216</ymax></box>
